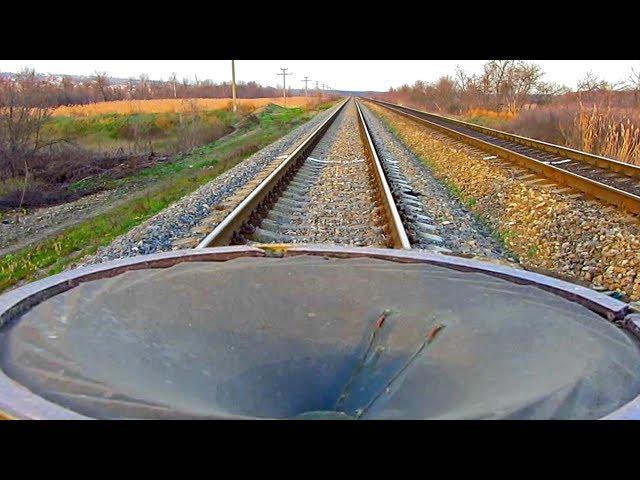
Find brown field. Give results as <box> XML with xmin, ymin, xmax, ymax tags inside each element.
<box><xmin>53</xmin><ymin>97</ymin><xmax>324</xmax><ymax>117</ymax></box>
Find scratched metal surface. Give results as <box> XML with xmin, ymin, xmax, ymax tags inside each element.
<box><xmin>1</xmin><ymin>255</ymin><xmax>639</xmax><ymax>419</ymax></box>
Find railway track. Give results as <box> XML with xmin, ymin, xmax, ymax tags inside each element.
<box><xmin>368</xmin><ymin>99</ymin><xmax>640</xmax><ymax>215</ymax></box>
<box><xmin>196</xmin><ymin>98</ymin><xmax>446</xmax><ymax>251</ymax></box>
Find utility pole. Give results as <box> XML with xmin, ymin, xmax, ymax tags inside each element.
<box><xmin>171</xmin><ymin>72</ymin><xmax>177</xmax><ymax>98</ymax></box>
<box><xmin>277</xmin><ymin>67</ymin><xmax>292</xmax><ymax>106</ymax></box>
<box><xmin>302</xmin><ymin>76</ymin><xmax>311</xmax><ymax>97</ymax></box>
<box><xmin>231</xmin><ymin>60</ymin><xmax>237</xmax><ymax>113</ymax></box>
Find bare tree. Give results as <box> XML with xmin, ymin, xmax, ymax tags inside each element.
<box><xmin>534</xmin><ymin>81</ymin><xmax>570</xmax><ymax>106</ymax></box>
<box><xmin>60</xmin><ymin>75</ymin><xmax>75</xmax><ymax>104</ymax></box>
<box><xmin>477</xmin><ymin>60</ymin><xmax>544</xmax><ymax>112</ymax></box>
<box><xmin>503</xmin><ymin>62</ymin><xmax>544</xmax><ymax>112</ymax></box>
<box><xmin>482</xmin><ymin>60</ymin><xmax>513</xmax><ymax>110</ymax></box>
<box><xmin>576</xmin><ymin>71</ymin><xmax>624</xmax><ymax>107</ymax></box>
<box><xmin>92</xmin><ymin>71</ymin><xmax>110</xmax><ymax>102</ymax></box>
<box><xmin>125</xmin><ymin>77</ymin><xmax>137</xmax><ymax>99</ymax></box>
<box><xmin>431</xmin><ymin>76</ymin><xmax>457</xmax><ymax>112</ymax></box>
<box><xmin>626</xmin><ymin>66</ymin><xmax>640</xmax><ymax>106</ymax></box>
<box><xmin>0</xmin><ymin>69</ymin><xmax>56</xmax><ymax>209</ymax></box>
<box><xmin>138</xmin><ymin>74</ymin><xmax>150</xmax><ymax>100</ymax></box>
<box><xmin>577</xmin><ymin>71</ymin><xmax>609</xmax><ymax>92</ymax></box>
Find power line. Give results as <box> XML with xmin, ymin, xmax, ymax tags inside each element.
<box><xmin>277</xmin><ymin>67</ymin><xmax>293</xmax><ymax>106</ymax></box>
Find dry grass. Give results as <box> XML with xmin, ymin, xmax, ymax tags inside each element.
<box><xmin>466</xmin><ymin>104</ymin><xmax>640</xmax><ymax>166</ymax></box>
<box><xmin>53</xmin><ymin>97</ymin><xmax>323</xmax><ymax>117</ymax></box>
<box><xmin>569</xmin><ymin>105</ymin><xmax>640</xmax><ymax>165</ymax></box>
<box><xmin>465</xmin><ymin>108</ymin><xmax>517</xmax><ymax>121</ymax></box>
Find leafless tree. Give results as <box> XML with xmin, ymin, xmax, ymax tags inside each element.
<box><xmin>477</xmin><ymin>60</ymin><xmax>544</xmax><ymax>112</ymax></box>
<box><xmin>626</xmin><ymin>66</ymin><xmax>640</xmax><ymax>106</ymax></box>
<box><xmin>125</xmin><ymin>77</ymin><xmax>137</xmax><ymax>99</ymax></box>
<box><xmin>92</xmin><ymin>71</ymin><xmax>110</xmax><ymax>102</ymax></box>
<box><xmin>0</xmin><ymin>69</ymin><xmax>57</xmax><ymax>207</ymax></box>
<box><xmin>60</xmin><ymin>75</ymin><xmax>75</xmax><ymax>104</ymax></box>
<box><xmin>482</xmin><ymin>60</ymin><xmax>513</xmax><ymax>110</ymax></box>
<box><xmin>138</xmin><ymin>74</ymin><xmax>150</xmax><ymax>100</ymax></box>
<box><xmin>577</xmin><ymin>71</ymin><xmax>609</xmax><ymax>92</ymax></box>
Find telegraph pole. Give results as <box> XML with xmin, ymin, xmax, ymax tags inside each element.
<box><xmin>231</xmin><ymin>60</ymin><xmax>237</xmax><ymax>113</ymax></box>
<box><xmin>277</xmin><ymin>67</ymin><xmax>292</xmax><ymax>106</ymax></box>
<box><xmin>302</xmin><ymin>76</ymin><xmax>311</xmax><ymax>97</ymax></box>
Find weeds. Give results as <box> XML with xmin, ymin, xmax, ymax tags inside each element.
<box><xmin>0</xmin><ymin>101</ymin><xmax>331</xmax><ymax>292</ymax></box>
<box><xmin>52</xmin><ymin>97</ymin><xmax>322</xmax><ymax>117</ymax></box>
<box><xmin>463</xmin><ymin>103</ymin><xmax>640</xmax><ymax>166</ymax></box>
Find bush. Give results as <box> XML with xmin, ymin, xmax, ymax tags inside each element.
<box><xmin>503</xmin><ymin>104</ymin><xmax>640</xmax><ymax>165</ymax></box>
<box><xmin>504</xmin><ymin>107</ymin><xmax>574</xmax><ymax>145</ymax></box>
<box><xmin>0</xmin><ymin>177</ymin><xmax>84</xmax><ymax>209</ymax></box>
<box><xmin>173</xmin><ymin>115</ymin><xmax>227</xmax><ymax>153</ymax></box>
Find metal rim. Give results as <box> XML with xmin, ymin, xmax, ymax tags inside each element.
<box><xmin>0</xmin><ymin>245</ymin><xmax>637</xmax><ymax>420</ymax></box>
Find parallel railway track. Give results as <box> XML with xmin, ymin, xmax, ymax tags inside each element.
<box><xmin>197</xmin><ymin>98</ymin><xmax>445</xmax><ymax>250</ymax></box>
<box><xmin>368</xmin><ymin>99</ymin><xmax>640</xmax><ymax>215</ymax></box>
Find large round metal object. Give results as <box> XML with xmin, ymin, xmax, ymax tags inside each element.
<box><xmin>0</xmin><ymin>245</ymin><xmax>639</xmax><ymax>420</ymax></box>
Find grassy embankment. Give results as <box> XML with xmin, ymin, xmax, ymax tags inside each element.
<box><xmin>44</xmin><ymin>108</ymin><xmax>238</xmax><ymax>153</ymax></box>
<box><xmin>52</xmin><ymin>96</ymin><xmax>322</xmax><ymax>117</ymax></box>
<box><xmin>0</xmin><ymin>101</ymin><xmax>335</xmax><ymax>292</ymax></box>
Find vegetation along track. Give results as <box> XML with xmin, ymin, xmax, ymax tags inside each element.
<box><xmin>369</xmin><ymin>99</ymin><xmax>640</xmax><ymax>216</ymax></box>
<box><xmin>197</xmin><ymin>98</ymin><xmax>446</xmax><ymax>251</ymax></box>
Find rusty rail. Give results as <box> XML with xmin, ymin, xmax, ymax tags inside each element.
<box><xmin>368</xmin><ymin>98</ymin><xmax>640</xmax><ymax>215</ymax></box>
<box><xmin>197</xmin><ymin>98</ymin><xmax>411</xmax><ymax>249</ymax></box>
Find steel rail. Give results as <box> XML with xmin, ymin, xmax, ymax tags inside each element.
<box><xmin>355</xmin><ymin>99</ymin><xmax>411</xmax><ymax>249</ymax></box>
<box><xmin>368</xmin><ymin>98</ymin><xmax>640</xmax><ymax>215</ymax></box>
<box><xmin>196</xmin><ymin>98</ymin><xmax>350</xmax><ymax>248</ymax></box>
<box><xmin>371</xmin><ymin>99</ymin><xmax>640</xmax><ymax>179</ymax></box>
<box><xmin>197</xmin><ymin>97</ymin><xmax>411</xmax><ymax>249</ymax></box>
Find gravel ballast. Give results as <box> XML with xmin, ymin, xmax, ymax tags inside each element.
<box><xmin>75</xmin><ymin>103</ymin><xmax>341</xmax><ymax>267</ymax></box>
<box><xmin>360</xmin><ymin>103</ymin><xmax>508</xmax><ymax>260</ymax></box>
<box><xmin>367</xmin><ymin>102</ymin><xmax>640</xmax><ymax>300</ymax></box>
<box><xmin>281</xmin><ymin>99</ymin><xmax>388</xmax><ymax>246</ymax></box>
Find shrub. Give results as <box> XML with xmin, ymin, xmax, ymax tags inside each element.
<box><xmin>502</xmin><ymin>104</ymin><xmax>640</xmax><ymax>165</ymax></box>
<box><xmin>173</xmin><ymin>115</ymin><xmax>227</xmax><ymax>153</ymax></box>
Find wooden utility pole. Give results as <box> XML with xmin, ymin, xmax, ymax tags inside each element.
<box><xmin>302</xmin><ymin>76</ymin><xmax>311</xmax><ymax>97</ymax></box>
<box><xmin>231</xmin><ymin>60</ymin><xmax>237</xmax><ymax>113</ymax></box>
<box><xmin>171</xmin><ymin>72</ymin><xmax>177</xmax><ymax>98</ymax></box>
<box><xmin>277</xmin><ymin>67</ymin><xmax>292</xmax><ymax>106</ymax></box>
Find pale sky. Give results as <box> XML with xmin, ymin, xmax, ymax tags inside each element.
<box><xmin>1</xmin><ymin>60</ymin><xmax>639</xmax><ymax>91</ymax></box>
